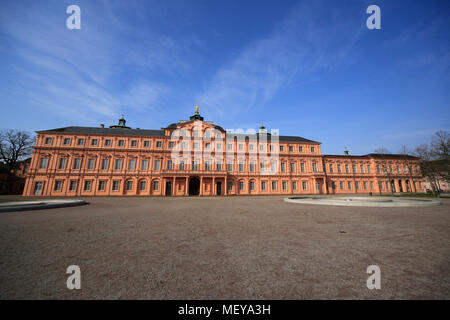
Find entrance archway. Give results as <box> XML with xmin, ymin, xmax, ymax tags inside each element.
<box><xmin>189</xmin><ymin>177</ymin><xmax>200</xmax><ymax>196</ymax></box>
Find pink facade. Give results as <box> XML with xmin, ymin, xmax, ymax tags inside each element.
<box><xmin>23</xmin><ymin>112</ymin><xmax>424</xmax><ymax>197</ymax></box>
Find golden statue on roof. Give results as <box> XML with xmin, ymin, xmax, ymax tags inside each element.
<box><xmin>195</xmin><ymin>105</ymin><xmax>199</xmax><ymax>113</ymax></box>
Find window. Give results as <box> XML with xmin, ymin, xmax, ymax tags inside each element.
<box><xmin>329</xmin><ymin>164</ymin><xmax>333</xmax><ymax>173</ymax></box>
<box><xmin>260</xmin><ymin>162</ymin><xmax>265</xmax><ymax>172</ymax></box>
<box><xmin>259</xmin><ymin>145</ymin><xmax>264</xmax><ymax>151</ymax></box>
<box><xmin>205</xmin><ymin>143</ymin><xmax>211</xmax><ymax>149</ymax></box>
<box><xmin>289</xmin><ymin>146</ymin><xmax>293</xmax><ymax>152</ymax></box>
<box><xmin>144</xmin><ymin>141</ymin><xmax>150</xmax><ymax>147</ymax></box>
<box><xmin>87</xmin><ymin>158</ymin><xmax>95</xmax><ymax>170</ymax></box>
<box><xmin>363</xmin><ymin>181</ymin><xmax>367</xmax><ymax>189</ymax></box>
<box><xmin>282</xmin><ymin>181</ymin><xmax>287</xmax><ymax>190</ymax></box>
<box><xmin>250</xmin><ymin>181</ymin><xmax>255</xmax><ymax>191</ymax></box>
<box><xmin>128</xmin><ymin>159</ymin><xmax>135</xmax><ymax>170</ymax></box>
<box><xmin>98</xmin><ymin>181</ymin><xmax>106</xmax><ymax>191</ymax></box>
<box><xmin>367</xmin><ymin>165</ymin><xmax>371</xmax><ymax>173</ymax></box>
<box><xmin>280</xmin><ymin>146</ymin><xmax>284</xmax><ymax>151</ymax></box>
<box><xmin>348</xmin><ymin>182</ymin><xmax>352</xmax><ymax>190</ymax></box>
<box><xmin>77</xmin><ymin>138</ymin><xmax>84</xmax><ymax>145</ymax></box>
<box><xmin>302</xmin><ymin>181</ymin><xmax>307</xmax><ymax>190</ymax></box>
<box><xmin>84</xmin><ymin>180</ymin><xmax>91</xmax><ymax>191</ymax></box>
<box><xmin>337</xmin><ymin>164</ymin><xmax>341</xmax><ymax>173</ymax></box>
<box><xmin>249</xmin><ymin>144</ymin><xmax>254</xmax><ymax>151</ymax></box>
<box><xmin>216</xmin><ymin>143</ymin><xmax>222</xmax><ymax>150</ymax></box>
<box><xmin>281</xmin><ymin>163</ymin><xmax>285</xmax><ymax>172</ymax></box>
<box><xmin>227</xmin><ymin>144</ymin><xmax>233</xmax><ymax>150</ymax></box>
<box><xmin>291</xmin><ymin>163</ymin><xmax>295</xmax><ymax>172</ymax></box>
<box><xmin>228</xmin><ymin>181</ymin><xmax>233</xmax><ymax>191</ymax></box>
<box><xmin>58</xmin><ymin>158</ymin><xmax>67</xmax><ymax>169</ymax></box>
<box><xmin>131</xmin><ymin>140</ymin><xmax>137</xmax><ymax>147</ymax></box>
<box><xmin>292</xmin><ymin>181</ymin><xmax>297</xmax><ymax>190</ymax></box>
<box><xmin>370</xmin><ymin>182</ymin><xmax>374</xmax><ymax>190</ymax></box>
<box><xmin>355</xmin><ymin>181</ymin><xmax>359</xmax><ymax>190</ymax></box>
<box><xmin>360</xmin><ymin>165</ymin><xmax>364</xmax><ymax>173</ymax></box>
<box><xmin>239</xmin><ymin>163</ymin><xmax>244</xmax><ymax>172</ymax></box>
<box><xmin>300</xmin><ymin>163</ymin><xmax>305</xmax><ymax>172</ymax></box>
<box><xmin>101</xmin><ymin>159</ymin><xmax>109</xmax><ymax>170</ymax></box>
<box><xmin>69</xmin><ymin>180</ymin><xmax>77</xmax><ymax>191</ymax></box>
<box><xmin>118</xmin><ymin>140</ymin><xmax>124</xmax><ymax>147</ymax></box>
<box><xmin>105</xmin><ymin>139</ymin><xmax>111</xmax><ymax>146</ymax></box>
<box><xmin>192</xmin><ymin>161</ymin><xmax>198</xmax><ymax>171</ymax></box>
<box><xmin>272</xmin><ymin>181</ymin><xmax>277</xmax><ymax>190</ymax></box>
<box><xmin>73</xmin><ymin>158</ymin><xmax>81</xmax><ymax>170</ymax></box>
<box><xmin>345</xmin><ymin>164</ymin><xmax>349</xmax><ymax>173</ymax></box>
<box><xmin>194</xmin><ymin>142</ymin><xmax>199</xmax><ymax>149</ymax></box>
<box><xmin>154</xmin><ymin>160</ymin><xmax>161</xmax><ymax>170</ymax></box>
<box><xmin>239</xmin><ymin>181</ymin><xmax>244</xmax><ymax>191</ymax></box>
<box><xmin>142</xmin><ymin>160</ymin><xmax>148</xmax><ymax>170</ymax></box>
<box><xmin>54</xmin><ymin>180</ymin><xmax>62</xmax><ymax>191</ymax></box>
<box><xmin>299</xmin><ymin>146</ymin><xmax>303</xmax><ymax>152</ymax></box>
<box><xmin>126</xmin><ymin>181</ymin><xmax>133</xmax><ymax>191</ymax></box>
<box><xmin>45</xmin><ymin>137</ymin><xmax>53</xmax><ymax>144</ymax></box>
<box><xmin>140</xmin><ymin>181</ymin><xmax>146</xmax><ymax>191</ymax></box>
<box><xmin>312</xmin><ymin>163</ymin><xmax>317</xmax><ymax>172</ymax></box>
<box><xmin>238</xmin><ymin>144</ymin><xmax>243</xmax><ymax>150</ymax></box>
<box><xmin>311</xmin><ymin>147</ymin><xmax>315</xmax><ymax>152</ymax></box>
<box><xmin>204</xmin><ymin>161</ymin><xmax>210</xmax><ymax>171</ymax></box>
<box><xmin>227</xmin><ymin>163</ymin><xmax>233</xmax><ymax>171</ymax></box>
<box><xmin>169</xmin><ymin>142</ymin><xmax>174</xmax><ymax>148</ymax></box>
<box><xmin>91</xmin><ymin>139</ymin><xmax>98</xmax><ymax>146</ymax></box>
<box><xmin>153</xmin><ymin>181</ymin><xmax>159</xmax><ymax>190</ymax></box>
<box><xmin>340</xmin><ymin>181</ymin><xmax>343</xmax><ymax>190</ymax></box>
<box><xmin>270</xmin><ymin>145</ymin><xmax>274</xmax><ymax>151</ymax></box>
<box><xmin>194</xmin><ymin>130</ymin><xmax>198</xmax><ymax>137</ymax></box>
<box><xmin>331</xmin><ymin>182</ymin><xmax>336</xmax><ymax>190</ymax></box>
<box><xmin>261</xmin><ymin>181</ymin><xmax>266</xmax><ymax>190</ymax></box>
<box><xmin>63</xmin><ymin>138</ymin><xmax>71</xmax><ymax>145</ymax></box>
<box><xmin>180</xmin><ymin>161</ymin><xmax>185</xmax><ymax>170</ymax></box>
<box><xmin>271</xmin><ymin>161</ymin><xmax>276</xmax><ymax>173</ymax></box>
<box><xmin>377</xmin><ymin>165</ymin><xmax>380</xmax><ymax>173</ymax></box>
<box><xmin>250</xmin><ymin>163</ymin><xmax>255</xmax><ymax>172</ymax></box>
<box><xmin>352</xmin><ymin>165</ymin><xmax>357</xmax><ymax>173</ymax></box>
<box><xmin>115</xmin><ymin>159</ymin><xmax>122</xmax><ymax>170</ymax></box>
<box><xmin>112</xmin><ymin>181</ymin><xmax>119</xmax><ymax>191</ymax></box>
<box><xmin>217</xmin><ymin>163</ymin><xmax>222</xmax><ymax>171</ymax></box>
<box><xmin>167</xmin><ymin>160</ymin><xmax>173</xmax><ymax>170</ymax></box>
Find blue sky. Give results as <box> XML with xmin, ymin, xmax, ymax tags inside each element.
<box><xmin>0</xmin><ymin>0</ymin><xmax>449</xmax><ymax>155</ymax></box>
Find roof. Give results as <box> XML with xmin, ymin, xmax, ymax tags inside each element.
<box><xmin>365</xmin><ymin>153</ymin><xmax>419</xmax><ymax>160</ymax></box>
<box><xmin>38</xmin><ymin>126</ymin><xmax>164</xmax><ymax>137</ymax></box>
<box><xmin>38</xmin><ymin>126</ymin><xmax>319</xmax><ymax>143</ymax></box>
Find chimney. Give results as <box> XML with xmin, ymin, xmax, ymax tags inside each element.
<box><xmin>100</xmin><ymin>124</ymin><xmax>105</xmax><ymax>128</ymax></box>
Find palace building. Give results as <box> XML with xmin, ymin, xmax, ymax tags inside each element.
<box><xmin>23</xmin><ymin>107</ymin><xmax>424</xmax><ymax>197</ymax></box>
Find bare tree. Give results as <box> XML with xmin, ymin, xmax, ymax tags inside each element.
<box><xmin>398</xmin><ymin>145</ymin><xmax>417</xmax><ymax>193</ymax></box>
<box><xmin>415</xmin><ymin>144</ymin><xmax>440</xmax><ymax>196</ymax></box>
<box><xmin>373</xmin><ymin>148</ymin><xmax>394</xmax><ymax>194</ymax></box>
<box><xmin>0</xmin><ymin>130</ymin><xmax>34</xmax><ymax>193</ymax></box>
<box><xmin>430</xmin><ymin>130</ymin><xmax>450</xmax><ymax>185</ymax></box>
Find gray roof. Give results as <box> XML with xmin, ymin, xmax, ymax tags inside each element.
<box><xmin>39</xmin><ymin>126</ymin><xmax>164</xmax><ymax>137</ymax></box>
<box><xmin>39</xmin><ymin>126</ymin><xmax>319</xmax><ymax>143</ymax></box>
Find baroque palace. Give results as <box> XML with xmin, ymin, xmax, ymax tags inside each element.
<box><xmin>23</xmin><ymin>107</ymin><xmax>424</xmax><ymax>197</ymax></box>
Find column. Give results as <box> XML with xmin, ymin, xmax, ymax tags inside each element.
<box><xmin>200</xmin><ymin>176</ymin><xmax>203</xmax><ymax>196</ymax></box>
<box><xmin>212</xmin><ymin>177</ymin><xmax>216</xmax><ymax>196</ymax></box>
<box><xmin>173</xmin><ymin>177</ymin><xmax>175</xmax><ymax>195</ymax></box>
<box><xmin>185</xmin><ymin>177</ymin><xmax>188</xmax><ymax>196</ymax></box>
<box><xmin>225</xmin><ymin>177</ymin><xmax>228</xmax><ymax>196</ymax></box>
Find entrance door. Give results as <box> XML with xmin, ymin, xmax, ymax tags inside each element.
<box><xmin>216</xmin><ymin>182</ymin><xmax>222</xmax><ymax>196</ymax></box>
<box><xmin>189</xmin><ymin>178</ymin><xmax>200</xmax><ymax>196</ymax></box>
<box><xmin>165</xmin><ymin>181</ymin><xmax>172</xmax><ymax>196</ymax></box>
<box><xmin>398</xmin><ymin>180</ymin><xmax>403</xmax><ymax>192</ymax></box>
<box><xmin>315</xmin><ymin>181</ymin><xmax>321</xmax><ymax>194</ymax></box>
<box><xmin>390</xmin><ymin>180</ymin><xmax>396</xmax><ymax>193</ymax></box>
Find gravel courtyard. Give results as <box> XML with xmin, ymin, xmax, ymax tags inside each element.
<box><xmin>0</xmin><ymin>195</ymin><xmax>449</xmax><ymax>299</ymax></box>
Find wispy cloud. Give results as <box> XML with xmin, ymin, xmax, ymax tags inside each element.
<box><xmin>0</xmin><ymin>0</ymin><xmax>191</xmax><ymax>125</ymax></box>
<box><xmin>196</xmin><ymin>0</ymin><xmax>363</xmax><ymax>119</ymax></box>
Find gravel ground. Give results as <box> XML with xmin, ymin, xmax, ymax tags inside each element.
<box><xmin>0</xmin><ymin>195</ymin><xmax>449</xmax><ymax>299</ymax></box>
